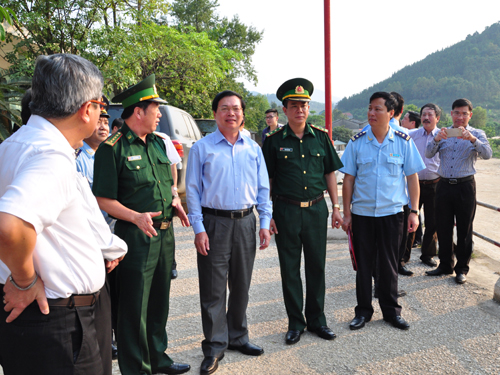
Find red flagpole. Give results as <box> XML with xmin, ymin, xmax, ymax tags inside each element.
<box><xmin>324</xmin><ymin>0</ymin><xmax>332</xmax><ymax>142</ymax></box>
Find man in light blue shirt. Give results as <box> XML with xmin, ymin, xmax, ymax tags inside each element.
<box><xmin>362</xmin><ymin>91</ymin><xmax>408</xmax><ymax>135</ymax></box>
<box><xmin>186</xmin><ymin>90</ymin><xmax>272</xmax><ymax>375</ymax></box>
<box><xmin>341</xmin><ymin>92</ymin><xmax>425</xmax><ymax>332</ymax></box>
<box><xmin>76</xmin><ymin>109</ymin><xmax>110</xmax><ymax>187</ymax></box>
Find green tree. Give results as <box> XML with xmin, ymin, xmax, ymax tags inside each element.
<box><xmin>438</xmin><ymin>112</ymin><xmax>452</xmax><ymax>128</ymax></box>
<box><xmin>0</xmin><ymin>6</ymin><xmax>23</xmax><ymax>141</ymax></box>
<box><xmin>88</xmin><ymin>22</ymin><xmax>240</xmax><ymax>118</ymax></box>
<box><xmin>332</xmin><ymin>126</ymin><xmax>354</xmax><ymax>143</ymax></box>
<box><xmin>171</xmin><ymin>0</ymin><xmax>263</xmax><ymax>83</ymax></box>
<box><xmin>0</xmin><ymin>6</ymin><xmax>16</xmax><ymax>41</ymax></box>
<box><xmin>242</xmin><ymin>92</ymin><xmax>268</xmax><ymax>132</ymax></box>
<box><xmin>332</xmin><ymin>108</ymin><xmax>347</xmax><ymax>121</ymax></box>
<box><xmin>469</xmin><ymin>106</ymin><xmax>487</xmax><ymax>129</ymax></box>
<box><xmin>171</xmin><ymin>0</ymin><xmax>218</xmax><ymax>32</ymax></box>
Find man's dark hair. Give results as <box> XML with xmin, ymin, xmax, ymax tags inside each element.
<box><xmin>390</xmin><ymin>92</ymin><xmax>404</xmax><ymax>117</ymax></box>
<box><xmin>121</xmin><ymin>101</ymin><xmax>153</xmax><ymax>120</ymax></box>
<box><xmin>265</xmin><ymin>108</ymin><xmax>278</xmax><ymax>116</ymax></box>
<box><xmin>420</xmin><ymin>103</ymin><xmax>442</xmax><ymax>119</ymax></box>
<box><xmin>21</xmin><ymin>88</ymin><xmax>32</xmax><ymax>125</ymax></box>
<box><xmin>369</xmin><ymin>92</ymin><xmax>397</xmax><ymax>112</ymax></box>
<box><xmin>212</xmin><ymin>90</ymin><xmax>245</xmax><ymax>112</ymax></box>
<box><xmin>408</xmin><ymin>111</ymin><xmax>421</xmax><ymax>128</ymax></box>
<box><xmin>112</xmin><ymin>117</ymin><xmax>124</xmax><ymax>131</ymax></box>
<box><xmin>452</xmin><ymin>98</ymin><xmax>473</xmax><ymax>111</ymax></box>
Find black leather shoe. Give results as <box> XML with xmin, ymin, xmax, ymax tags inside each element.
<box><xmin>310</xmin><ymin>326</ymin><xmax>336</xmax><ymax>340</ymax></box>
<box><xmin>156</xmin><ymin>362</ymin><xmax>191</xmax><ymax>374</ymax></box>
<box><xmin>227</xmin><ymin>342</ymin><xmax>263</xmax><ymax>356</ymax></box>
<box><xmin>349</xmin><ymin>316</ymin><xmax>368</xmax><ymax>330</ymax></box>
<box><xmin>398</xmin><ymin>265</ymin><xmax>414</xmax><ymax>276</ymax></box>
<box><xmin>171</xmin><ymin>269</ymin><xmax>178</xmax><ymax>279</ymax></box>
<box><xmin>421</xmin><ymin>257</ymin><xmax>437</xmax><ymax>267</ymax></box>
<box><xmin>384</xmin><ymin>315</ymin><xmax>410</xmax><ymax>330</ymax></box>
<box><xmin>200</xmin><ymin>354</ymin><xmax>223</xmax><ymax>375</ymax></box>
<box><xmin>285</xmin><ymin>329</ymin><xmax>303</xmax><ymax>345</ymax></box>
<box><xmin>426</xmin><ymin>267</ymin><xmax>453</xmax><ymax>276</ymax></box>
<box><xmin>111</xmin><ymin>344</ymin><xmax>118</xmax><ymax>360</ymax></box>
<box><xmin>456</xmin><ymin>273</ymin><xmax>467</xmax><ymax>284</ymax></box>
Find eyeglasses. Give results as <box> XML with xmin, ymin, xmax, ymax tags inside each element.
<box><xmin>265</xmin><ymin>115</ymin><xmax>276</xmax><ymax>120</ymax></box>
<box><xmin>89</xmin><ymin>99</ymin><xmax>107</xmax><ymax>108</ymax></box>
<box><xmin>219</xmin><ymin>106</ymin><xmax>242</xmax><ymax>114</ymax></box>
<box><xmin>452</xmin><ymin>111</ymin><xmax>470</xmax><ymax>118</ymax></box>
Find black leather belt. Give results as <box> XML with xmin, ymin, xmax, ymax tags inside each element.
<box><xmin>441</xmin><ymin>175</ymin><xmax>474</xmax><ymax>185</ymax></box>
<box><xmin>273</xmin><ymin>193</ymin><xmax>324</xmax><ymax>208</ymax></box>
<box><xmin>202</xmin><ymin>206</ymin><xmax>253</xmax><ymax>219</ymax></box>
<box><xmin>152</xmin><ymin>220</ymin><xmax>171</xmax><ymax>230</ymax></box>
<box><xmin>48</xmin><ymin>291</ymin><xmax>100</xmax><ymax>308</ymax></box>
<box><xmin>1</xmin><ymin>284</ymin><xmax>99</xmax><ymax>308</ymax></box>
<box><xmin>420</xmin><ymin>177</ymin><xmax>440</xmax><ymax>185</ymax></box>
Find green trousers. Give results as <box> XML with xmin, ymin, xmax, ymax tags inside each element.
<box><xmin>274</xmin><ymin>198</ymin><xmax>328</xmax><ymax>331</ymax></box>
<box><xmin>115</xmin><ymin>220</ymin><xmax>174</xmax><ymax>375</ymax></box>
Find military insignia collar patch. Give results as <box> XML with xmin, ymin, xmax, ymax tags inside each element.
<box><xmin>394</xmin><ymin>130</ymin><xmax>410</xmax><ymax>141</ymax></box>
<box><xmin>266</xmin><ymin>126</ymin><xmax>285</xmax><ymax>137</ymax></box>
<box><xmin>105</xmin><ymin>132</ymin><xmax>122</xmax><ymax>146</ymax></box>
<box><xmin>351</xmin><ymin>131</ymin><xmax>366</xmax><ymax>142</ymax></box>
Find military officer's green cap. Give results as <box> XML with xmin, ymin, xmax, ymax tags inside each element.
<box><xmin>100</xmin><ymin>108</ymin><xmax>110</xmax><ymax>118</ymax></box>
<box><xmin>276</xmin><ymin>78</ymin><xmax>314</xmax><ymax>103</ymax></box>
<box><xmin>112</xmin><ymin>74</ymin><xmax>168</xmax><ymax>109</ymax></box>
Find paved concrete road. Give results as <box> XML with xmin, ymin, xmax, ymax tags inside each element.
<box><xmin>118</xmin><ymin>210</ymin><xmax>500</xmax><ymax>375</ymax></box>
<box><xmin>2</xmin><ymin>203</ymin><xmax>499</xmax><ymax>375</ymax></box>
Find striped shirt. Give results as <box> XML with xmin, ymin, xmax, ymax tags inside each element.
<box><xmin>425</xmin><ymin>125</ymin><xmax>492</xmax><ymax>178</ymax></box>
<box><xmin>410</xmin><ymin>127</ymin><xmax>441</xmax><ymax>180</ymax></box>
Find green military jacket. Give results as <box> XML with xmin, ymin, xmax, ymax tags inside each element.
<box><xmin>262</xmin><ymin>123</ymin><xmax>343</xmax><ymax>201</ymax></box>
<box><xmin>93</xmin><ymin>122</ymin><xmax>174</xmax><ymax>222</ymax></box>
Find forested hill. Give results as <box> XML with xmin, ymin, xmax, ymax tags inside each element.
<box><xmin>337</xmin><ymin>21</ymin><xmax>500</xmax><ymax>119</ymax></box>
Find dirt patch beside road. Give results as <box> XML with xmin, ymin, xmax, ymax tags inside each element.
<box><xmin>466</xmin><ymin>158</ymin><xmax>500</xmax><ymax>294</ymax></box>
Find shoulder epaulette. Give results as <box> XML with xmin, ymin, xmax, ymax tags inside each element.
<box><xmin>153</xmin><ymin>131</ymin><xmax>167</xmax><ymax>140</ymax></box>
<box><xmin>266</xmin><ymin>126</ymin><xmax>285</xmax><ymax>137</ymax></box>
<box><xmin>395</xmin><ymin>130</ymin><xmax>410</xmax><ymax>141</ymax></box>
<box><xmin>351</xmin><ymin>131</ymin><xmax>366</xmax><ymax>142</ymax></box>
<box><xmin>310</xmin><ymin>124</ymin><xmax>328</xmax><ymax>133</ymax></box>
<box><xmin>104</xmin><ymin>132</ymin><xmax>122</xmax><ymax>146</ymax></box>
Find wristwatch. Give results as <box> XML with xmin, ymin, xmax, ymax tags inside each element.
<box><xmin>410</xmin><ymin>209</ymin><xmax>419</xmax><ymax>215</ymax></box>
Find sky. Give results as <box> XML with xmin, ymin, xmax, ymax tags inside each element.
<box><xmin>215</xmin><ymin>0</ymin><xmax>500</xmax><ymax>103</ymax></box>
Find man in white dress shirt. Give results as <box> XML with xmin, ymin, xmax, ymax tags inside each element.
<box><xmin>0</xmin><ymin>54</ymin><xmax>126</xmax><ymax>375</ymax></box>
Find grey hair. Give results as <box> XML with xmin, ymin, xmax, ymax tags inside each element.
<box><xmin>30</xmin><ymin>54</ymin><xmax>103</xmax><ymax>119</ymax></box>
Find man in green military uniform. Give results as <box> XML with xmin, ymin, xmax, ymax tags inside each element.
<box><xmin>92</xmin><ymin>75</ymin><xmax>191</xmax><ymax>375</ymax></box>
<box><xmin>262</xmin><ymin>78</ymin><xmax>343</xmax><ymax>345</ymax></box>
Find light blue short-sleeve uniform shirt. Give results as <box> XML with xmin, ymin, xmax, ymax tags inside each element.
<box><xmin>340</xmin><ymin>127</ymin><xmax>425</xmax><ymax>217</ymax></box>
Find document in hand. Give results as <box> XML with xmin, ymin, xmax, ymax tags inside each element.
<box><xmin>347</xmin><ymin>228</ymin><xmax>357</xmax><ymax>271</ymax></box>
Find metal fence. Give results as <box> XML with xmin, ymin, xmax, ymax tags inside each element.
<box><xmin>474</xmin><ymin>201</ymin><xmax>500</xmax><ymax>247</ymax></box>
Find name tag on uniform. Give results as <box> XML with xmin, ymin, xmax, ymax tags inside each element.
<box><xmin>280</xmin><ymin>147</ymin><xmax>293</xmax><ymax>152</ymax></box>
<box><xmin>389</xmin><ymin>153</ymin><xmax>400</xmax><ymax>157</ymax></box>
<box><xmin>128</xmin><ymin>155</ymin><xmax>142</xmax><ymax>161</ymax></box>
